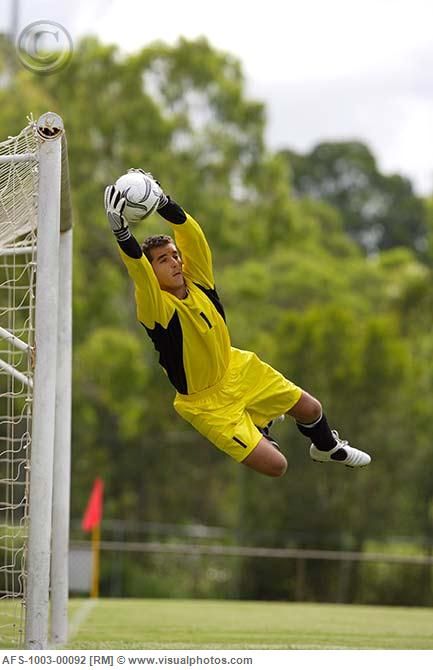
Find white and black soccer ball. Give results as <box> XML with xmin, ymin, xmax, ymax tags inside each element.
<box><xmin>115</xmin><ymin>170</ymin><xmax>161</xmax><ymax>224</ymax></box>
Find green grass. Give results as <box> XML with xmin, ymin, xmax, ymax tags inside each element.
<box><xmin>2</xmin><ymin>598</ymin><xmax>433</xmax><ymax>649</ymax></box>
<box><xmin>0</xmin><ymin>604</ymin><xmax>25</xmax><ymax>648</ymax></box>
<box><xmin>64</xmin><ymin>598</ymin><xmax>433</xmax><ymax>650</ymax></box>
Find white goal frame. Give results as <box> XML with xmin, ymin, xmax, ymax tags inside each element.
<box><xmin>0</xmin><ymin>112</ymin><xmax>72</xmax><ymax>649</ymax></box>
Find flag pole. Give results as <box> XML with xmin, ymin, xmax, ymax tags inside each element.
<box><xmin>82</xmin><ymin>478</ymin><xmax>104</xmax><ymax>599</ymax></box>
<box><xmin>90</xmin><ymin>523</ymin><xmax>101</xmax><ymax>598</ymax></box>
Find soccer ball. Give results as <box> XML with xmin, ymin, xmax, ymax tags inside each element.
<box><xmin>115</xmin><ymin>170</ymin><xmax>161</xmax><ymax>224</ymax></box>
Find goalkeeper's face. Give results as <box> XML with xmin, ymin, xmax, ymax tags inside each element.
<box><xmin>149</xmin><ymin>242</ymin><xmax>186</xmax><ymax>295</ymax></box>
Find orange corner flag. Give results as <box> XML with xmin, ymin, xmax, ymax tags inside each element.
<box><xmin>82</xmin><ymin>478</ymin><xmax>104</xmax><ymax>532</ymax></box>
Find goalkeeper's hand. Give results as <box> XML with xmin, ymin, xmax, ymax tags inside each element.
<box><xmin>104</xmin><ymin>185</ymin><xmax>131</xmax><ymax>242</ymax></box>
<box><xmin>127</xmin><ymin>168</ymin><xmax>169</xmax><ymax>209</ymax></box>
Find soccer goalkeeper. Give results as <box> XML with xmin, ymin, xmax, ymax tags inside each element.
<box><xmin>104</xmin><ymin>173</ymin><xmax>371</xmax><ymax>477</ymax></box>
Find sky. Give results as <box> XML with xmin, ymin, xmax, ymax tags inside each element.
<box><xmin>2</xmin><ymin>0</ymin><xmax>433</xmax><ymax>194</ymax></box>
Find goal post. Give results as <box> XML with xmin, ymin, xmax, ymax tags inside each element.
<box><xmin>0</xmin><ymin>113</ymin><xmax>72</xmax><ymax>649</ymax></box>
<box><xmin>51</xmin><ymin>139</ymin><xmax>73</xmax><ymax>646</ymax></box>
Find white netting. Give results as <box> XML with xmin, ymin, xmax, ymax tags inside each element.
<box><xmin>0</xmin><ymin>122</ymin><xmax>38</xmax><ymax>250</ymax></box>
<box><xmin>0</xmin><ymin>122</ymin><xmax>38</xmax><ymax>647</ymax></box>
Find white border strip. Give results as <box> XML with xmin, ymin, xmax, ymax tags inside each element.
<box><xmin>67</xmin><ymin>600</ymin><xmax>98</xmax><ymax>643</ymax></box>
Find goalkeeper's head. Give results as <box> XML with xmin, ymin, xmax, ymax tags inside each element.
<box><xmin>141</xmin><ymin>234</ymin><xmax>186</xmax><ymax>295</ymax></box>
<box><xmin>141</xmin><ymin>234</ymin><xmax>175</xmax><ymax>261</ymax></box>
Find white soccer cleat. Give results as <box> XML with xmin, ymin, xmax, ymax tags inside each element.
<box><xmin>310</xmin><ymin>431</ymin><xmax>371</xmax><ymax>468</ymax></box>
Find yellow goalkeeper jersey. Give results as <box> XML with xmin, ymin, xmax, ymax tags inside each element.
<box><xmin>119</xmin><ymin>212</ymin><xmax>231</xmax><ymax>395</ymax></box>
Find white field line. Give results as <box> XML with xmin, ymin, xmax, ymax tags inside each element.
<box><xmin>68</xmin><ymin>599</ymin><xmax>98</xmax><ymax>640</ymax></box>
<box><xmin>290</xmin><ymin>644</ymin><xmax>355</xmax><ymax>650</ymax></box>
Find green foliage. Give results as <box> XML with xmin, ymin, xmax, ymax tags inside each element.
<box><xmin>281</xmin><ymin>141</ymin><xmax>428</xmax><ymax>253</ymax></box>
<box><xmin>75</xmin><ymin>327</ymin><xmax>150</xmax><ymax>438</ymax></box>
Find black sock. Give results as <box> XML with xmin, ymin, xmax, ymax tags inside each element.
<box><xmin>296</xmin><ymin>413</ymin><xmax>337</xmax><ymax>452</ymax></box>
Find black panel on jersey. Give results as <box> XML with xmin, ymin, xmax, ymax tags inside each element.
<box><xmin>142</xmin><ymin>310</ymin><xmax>188</xmax><ymax>394</ymax></box>
<box><xmin>117</xmin><ymin>235</ymin><xmax>142</xmax><ymax>259</ymax></box>
<box><xmin>194</xmin><ymin>283</ymin><xmax>226</xmax><ymax>323</ymax></box>
<box><xmin>158</xmin><ymin>198</ymin><xmax>187</xmax><ymax>225</ymax></box>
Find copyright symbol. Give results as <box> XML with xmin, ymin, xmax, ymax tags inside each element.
<box><xmin>17</xmin><ymin>20</ymin><xmax>73</xmax><ymax>75</ymax></box>
<box><xmin>117</xmin><ymin>657</ymin><xmax>126</xmax><ymax>664</ymax></box>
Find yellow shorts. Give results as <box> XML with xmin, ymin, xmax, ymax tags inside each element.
<box><xmin>174</xmin><ymin>347</ymin><xmax>303</xmax><ymax>462</ymax></box>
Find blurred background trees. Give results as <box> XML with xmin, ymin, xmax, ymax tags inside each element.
<box><xmin>280</xmin><ymin>141</ymin><xmax>428</xmax><ymax>254</ymax></box>
<box><xmin>2</xmin><ymin>34</ymin><xmax>433</xmax><ymax>604</ymax></box>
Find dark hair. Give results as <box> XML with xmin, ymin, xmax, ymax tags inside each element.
<box><xmin>141</xmin><ymin>234</ymin><xmax>175</xmax><ymax>262</ymax></box>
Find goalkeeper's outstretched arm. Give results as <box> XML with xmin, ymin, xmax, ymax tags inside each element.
<box><xmin>104</xmin><ymin>184</ymin><xmax>141</xmax><ymax>257</ymax></box>
<box><xmin>103</xmin><ymin>183</ymin><xmax>173</xmax><ymax>328</ymax></box>
<box><xmin>157</xmin><ymin>195</ymin><xmax>215</xmax><ymax>289</ymax></box>
<box><xmin>104</xmin><ymin>173</ymin><xmax>215</xmax><ymax>287</ymax></box>
<box><xmin>158</xmin><ymin>197</ymin><xmax>187</xmax><ymax>226</ymax></box>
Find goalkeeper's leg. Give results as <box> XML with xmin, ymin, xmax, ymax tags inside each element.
<box><xmin>289</xmin><ymin>392</ymin><xmax>371</xmax><ymax>468</ymax></box>
<box><xmin>242</xmin><ymin>437</ymin><xmax>288</xmax><ymax>477</ymax></box>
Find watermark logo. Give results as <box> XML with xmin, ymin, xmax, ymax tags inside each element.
<box><xmin>17</xmin><ymin>20</ymin><xmax>73</xmax><ymax>75</ymax></box>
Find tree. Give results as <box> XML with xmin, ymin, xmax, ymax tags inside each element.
<box><xmin>281</xmin><ymin>141</ymin><xmax>427</xmax><ymax>254</ymax></box>
<box><xmin>236</xmin><ymin>304</ymin><xmax>419</xmax><ymax>602</ymax></box>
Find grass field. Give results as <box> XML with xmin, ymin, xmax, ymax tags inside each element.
<box><xmin>63</xmin><ymin>598</ymin><xmax>433</xmax><ymax>650</ymax></box>
<box><xmin>2</xmin><ymin>598</ymin><xmax>433</xmax><ymax>649</ymax></box>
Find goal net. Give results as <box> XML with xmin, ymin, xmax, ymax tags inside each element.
<box><xmin>0</xmin><ymin>114</ymin><xmax>72</xmax><ymax>649</ymax></box>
